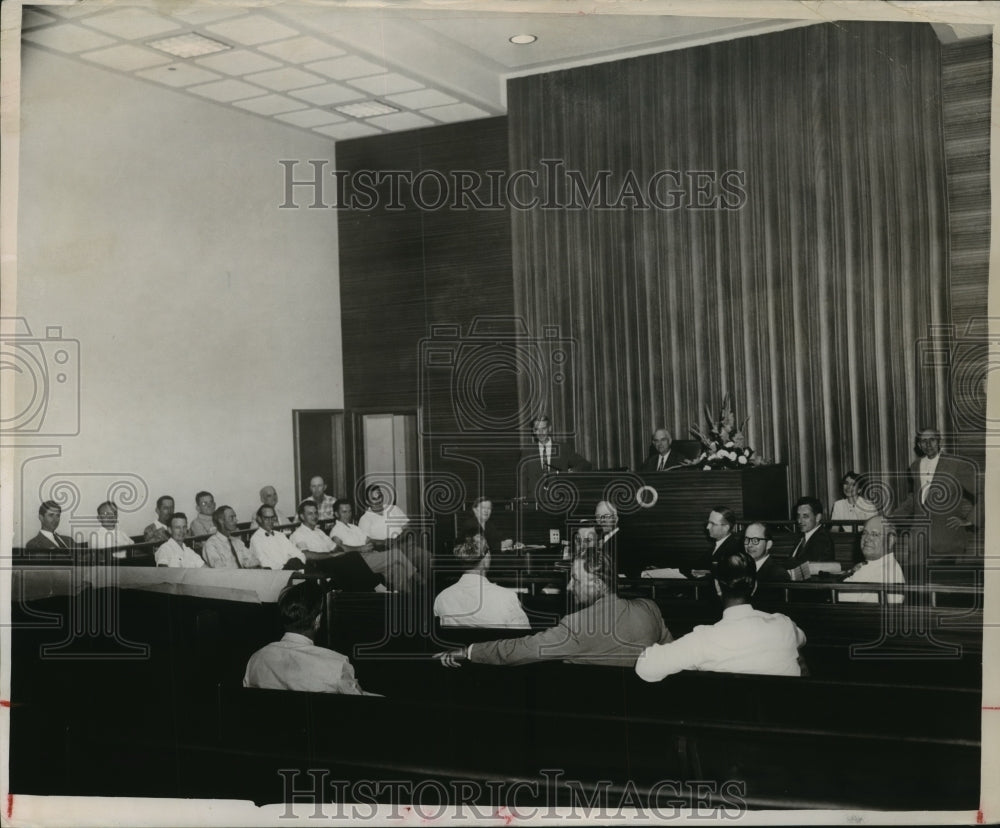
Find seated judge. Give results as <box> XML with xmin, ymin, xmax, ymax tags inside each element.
<box><xmin>248</xmin><ymin>505</ymin><xmax>305</xmax><ymax>571</ymax></box>
<box><xmin>829</xmin><ymin>471</ymin><xmax>878</xmax><ymax>531</ymax></box>
<box><xmin>289</xmin><ymin>500</ymin><xmax>385</xmax><ymax>592</ymax></box>
<box><xmin>639</xmin><ymin>428</ymin><xmax>690</xmax><ymax>472</ymax></box>
<box><xmin>154</xmin><ymin>513</ymin><xmax>205</xmax><ymax>568</ymax></box>
<box><xmin>202</xmin><ymin>505</ymin><xmax>261</xmax><ymax>569</ymax></box>
<box><xmin>457</xmin><ymin>496</ymin><xmax>513</xmax><ymax>557</ymax></box>
<box><xmin>329</xmin><ymin>499</ymin><xmax>420</xmax><ymax>592</ymax></box>
<box><xmin>636</xmin><ymin>549</ymin><xmax>806</xmax><ymax>681</ymax></box>
<box><xmin>519</xmin><ymin>414</ymin><xmax>592</xmax><ymax>500</ymax></box>
<box><xmin>742</xmin><ymin>522</ymin><xmax>790</xmax><ymax>583</ymax></box>
<box><xmin>85</xmin><ymin>501</ymin><xmax>133</xmax><ymax>558</ymax></box>
<box><xmin>437</xmin><ymin>545</ymin><xmax>671</xmax><ymax>667</ymax></box>
<box><xmin>433</xmin><ymin>533</ymin><xmax>530</xmax><ymax>628</ymax></box>
<box><xmin>786</xmin><ymin>497</ymin><xmax>835</xmax><ymax>568</ymax></box>
<box><xmin>25</xmin><ymin>500</ymin><xmax>76</xmax><ymax>551</ymax></box>
<box><xmin>244</xmin><ymin>580</ymin><xmax>369</xmax><ymax>695</ymax></box>
<box><xmin>837</xmin><ymin>515</ymin><xmax>904</xmax><ymax>604</ymax></box>
<box><xmin>143</xmin><ymin>495</ymin><xmax>176</xmax><ymax>544</ymax></box>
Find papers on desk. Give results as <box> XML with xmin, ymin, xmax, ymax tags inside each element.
<box><xmin>807</xmin><ymin>561</ymin><xmax>843</xmax><ymax>575</ymax></box>
<box><xmin>640</xmin><ymin>567</ymin><xmax>687</xmax><ymax>579</ymax></box>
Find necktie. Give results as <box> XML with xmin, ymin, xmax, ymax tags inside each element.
<box><xmin>229</xmin><ymin>538</ymin><xmax>243</xmax><ymax>568</ymax></box>
<box><xmin>54</xmin><ymin>534</ymin><xmax>67</xmax><ymax>549</ymax></box>
<box><xmin>657</xmin><ymin>454</ymin><xmax>665</xmax><ymax>471</ymax></box>
<box><xmin>791</xmin><ymin>537</ymin><xmax>804</xmax><ymax>559</ymax></box>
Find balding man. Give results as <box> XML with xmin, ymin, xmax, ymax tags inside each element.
<box><xmin>742</xmin><ymin>522</ymin><xmax>790</xmax><ymax>583</ymax></box>
<box><xmin>640</xmin><ymin>428</ymin><xmax>686</xmax><ymax>472</ymax></box>
<box><xmin>437</xmin><ymin>546</ymin><xmax>671</xmax><ymax>667</ymax></box>
<box><xmin>838</xmin><ymin>515</ymin><xmax>904</xmax><ymax>604</ymax></box>
<box><xmin>307</xmin><ymin>476</ymin><xmax>337</xmax><ymax>522</ymax></box>
<box><xmin>252</xmin><ymin>485</ymin><xmax>292</xmax><ymax>528</ymax></box>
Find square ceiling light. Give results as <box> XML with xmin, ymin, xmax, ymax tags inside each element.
<box><xmin>335</xmin><ymin>100</ymin><xmax>399</xmax><ymax>118</ymax></box>
<box><xmin>148</xmin><ymin>32</ymin><xmax>232</xmax><ymax>58</ymax></box>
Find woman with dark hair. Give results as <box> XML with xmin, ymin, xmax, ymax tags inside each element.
<box><xmin>830</xmin><ymin>471</ymin><xmax>878</xmax><ymax>532</ymax></box>
<box><xmin>457</xmin><ymin>496</ymin><xmax>512</xmax><ymax>556</ymax></box>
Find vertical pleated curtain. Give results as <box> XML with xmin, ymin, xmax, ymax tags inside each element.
<box><xmin>509</xmin><ymin>22</ymin><xmax>950</xmax><ymax>507</ymax></box>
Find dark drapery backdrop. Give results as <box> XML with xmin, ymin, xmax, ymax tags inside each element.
<box><xmin>508</xmin><ymin>21</ymin><xmax>952</xmax><ymax>507</ymax></box>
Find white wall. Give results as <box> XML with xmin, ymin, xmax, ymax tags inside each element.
<box><xmin>12</xmin><ymin>47</ymin><xmax>344</xmax><ymax>541</ymax></box>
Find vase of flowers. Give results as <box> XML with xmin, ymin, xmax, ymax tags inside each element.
<box><xmin>688</xmin><ymin>393</ymin><xmax>765</xmax><ymax>470</ymax></box>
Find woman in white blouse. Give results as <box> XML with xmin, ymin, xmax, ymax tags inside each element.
<box><xmin>829</xmin><ymin>471</ymin><xmax>878</xmax><ymax>532</ymax></box>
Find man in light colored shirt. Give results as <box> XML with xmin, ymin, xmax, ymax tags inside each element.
<box><xmin>357</xmin><ymin>485</ymin><xmax>407</xmax><ymax>546</ymax></box>
<box><xmin>143</xmin><ymin>495</ymin><xmax>176</xmax><ymax>544</ymax></box>
<box><xmin>434</xmin><ymin>534</ymin><xmax>530</xmax><ymax>628</ymax></box>
<box><xmin>155</xmin><ymin>513</ymin><xmax>205</xmax><ymax>568</ymax></box>
<box><xmin>203</xmin><ymin>505</ymin><xmax>260</xmax><ymax>569</ymax></box>
<box><xmin>244</xmin><ymin>580</ymin><xmax>368</xmax><ymax>694</ymax></box>
<box><xmin>251</xmin><ymin>485</ymin><xmax>293</xmax><ymax>529</ymax></box>
<box><xmin>24</xmin><ymin>500</ymin><xmax>76</xmax><ymax>551</ymax></box>
<box><xmin>838</xmin><ymin>515</ymin><xmax>904</xmax><ymax>604</ymax></box>
<box><xmin>330</xmin><ymin>499</ymin><xmax>419</xmax><ymax>592</ymax></box>
<box><xmin>437</xmin><ymin>546</ymin><xmax>671</xmax><ymax>667</ymax></box>
<box><xmin>307</xmin><ymin>476</ymin><xmax>337</xmax><ymax>522</ymax></box>
<box><xmin>636</xmin><ymin>549</ymin><xmax>805</xmax><ymax>682</ymax></box>
<box><xmin>249</xmin><ymin>505</ymin><xmax>305</xmax><ymax>571</ymax></box>
<box><xmin>190</xmin><ymin>491</ymin><xmax>217</xmax><ymax>539</ymax></box>
<box><xmin>290</xmin><ymin>500</ymin><xmax>384</xmax><ymax>592</ymax></box>
<box><xmin>84</xmin><ymin>501</ymin><xmax>134</xmax><ymax>558</ymax></box>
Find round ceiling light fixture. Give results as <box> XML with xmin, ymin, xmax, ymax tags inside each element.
<box><xmin>509</xmin><ymin>34</ymin><xmax>537</xmax><ymax>45</ymax></box>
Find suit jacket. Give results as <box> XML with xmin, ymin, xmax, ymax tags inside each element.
<box><xmin>518</xmin><ymin>441</ymin><xmax>592</xmax><ymax>500</ymax></box>
<box><xmin>786</xmin><ymin>528</ymin><xmax>835</xmax><ymax>564</ymax></box>
<box><xmin>710</xmin><ymin>534</ymin><xmax>744</xmax><ymax>566</ymax></box>
<box><xmin>893</xmin><ymin>454</ymin><xmax>977</xmax><ymax>556</ymax></box>
<box><xmin>457</xmin><ymin>511</ymin><xmax>504</xmax><ymax>556</ymax></box>
<box><xmin>756</xmin><ymin>555</ymin><xmax>791</xmax><ymax>583</ymax></box>
<box><xmin>639</xmin><ymin>449</ymin><xmax>690</xmax><ymax>472</ymax></box>
<box><xmin>24</xmin><ymin>531</ymin><xmax>76</xmax><ymax>551</ymax></box>
<box><xmin>469</xmin><ymin>595</ymin><xmax>672</xmax><ymax>667</ymax></box>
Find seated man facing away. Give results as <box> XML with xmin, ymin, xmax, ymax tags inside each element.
<box><xmin>433</xmin><ymin>534</ymin><xmax>530</xmax><ymax>628</ymax></box>
<box><xmin>330</xmin><ymin>498</ymin><xmax>420</xmax><ymax>592</ymax></box>
<box><xmin>437</xmin><ymin>546</ymin><xmax>671</xmax><ymax>667</ymax></box>
<box><xmin>244</xmin><ymin>580</ymin><xmax>368</xmax><ymax>694</ymax></box>
<box><xmin>155</xmin><ymin>513</ymin><xmax>205</xmax><ymax>568</ymax></box>
<box><xmin>636</xmin><ymin>549</ymin><xmax>805</xmax><ymax>682</ymax></box>
<box><xmin>289</xmin><ymin>500</ymin><xmax>385</xmax><ymax>593</ymax></box>
<box><xmin>837</xmin><ymin>515</ymin><xmax>904</xmax><ymax>604</ymax></box>
<box><xmin>249</xmin><ymin>505</ymin><xmax>306</xmax><ymax>571</ymax></box>
<box><xmin>203</xmin><ymin>505</ymin><xmax>261</xmax><ymax>568</ymax></box>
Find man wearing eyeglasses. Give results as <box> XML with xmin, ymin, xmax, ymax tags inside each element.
<box><xmin>742</xmin><ymin>522</ymin><xmax>790</xmax><ymax>582</ymax></box>
<box><xmin>838</xmin><ymin>515</ymin><xmax>904</xmax><ymax>604</ymax></box>
<box><xmin>891</xmin><ymin>428</ymin><xmax>977</xmax><ymax>556</ymax></box>
<box><xmin>249</xmin><ymin>505</ymin><xmax>305</xmax><ymax>571</ymax></box>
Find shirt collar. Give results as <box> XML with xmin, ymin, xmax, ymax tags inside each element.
<box><xmin>721</xmin><ymin>603</ymin><xmax>756</xmax><ymax>619</ymax></box>
<box><xmin>40</xmin><ymin>530</ymin><xmax>56</xmax><ymax>542</ymax></box>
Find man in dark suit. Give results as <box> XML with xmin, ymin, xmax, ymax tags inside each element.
<box><xmin>786</xmin><ymin>496</ymin><xmax>835</xmax><ymax>565</ymax></box>
<box><xmin>684</xmin><ymin>506</ymin><xmax>742</xmax><ymax>579</ymax></box>
<box><xmin>24</xmin><ymin>500</ymin><xmax>76</xmax><ymax>551</ymax></box>
<box><xmin>639</xmin><ymin>428</ymin><xmax>693</xmax><ymax>472</ymax></box>
<box><xmin>742</xmin><ymin>521</ymin><xmax>790</xmax><ymax>582</ymax></box>
<box><xmin>891</xmin><ymin>428</ymin><xmax>977</xmax><ymax>557</ymax></box>
<box><xmin>518</xmin><ymin>414</ymin><xmax>592</xmax><ymax>500</ymax></box>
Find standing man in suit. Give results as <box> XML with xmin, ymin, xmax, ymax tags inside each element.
<box><xmin>891</xmin><ymin>428</ymin><xmax>976</xmax><ymax>556</ymax></box>
<box><xmin>25</xmin><ymin>500</ymin><xmax>75</xmax><ymax>550</ymax></box>
<box><xmin>639</xmin><ymin>428</ymin><xmax>687</xmax><ymax>472</ymax></box>
<box><xmin>519</xmin><ymin>414</ymin><xmax>592</xmax><ymax>500</ymax></box>
<box><xmin>787</xmin><ymin>497</ymin><xmax>835</xmax><ymax>565</ymax></box>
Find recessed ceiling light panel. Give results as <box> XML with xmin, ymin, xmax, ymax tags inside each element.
<box><xmin>335</xmin><ymin>100</ymin><xmax>399</xmax><ymax>118</ymax></box>
<box><xmin>509</xmin><ymin>34</ymin><xmax>537</xmax><ymax>45</ymax></box>
<box><xmin>148</xmin><ymin>32</ymin><xmax>232</xmax><ymax>58</ymax></box>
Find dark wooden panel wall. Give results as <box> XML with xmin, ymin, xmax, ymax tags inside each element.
<box><xmin>337</xmin><ymin>118</ymin><xmax>520</xmax><ymax>506</ymax></box>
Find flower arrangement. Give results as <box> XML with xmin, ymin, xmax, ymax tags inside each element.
<box><xmin>688</xmin><ymin>393</ymin><xmax>765</xmax><ymax>470</ymax></box>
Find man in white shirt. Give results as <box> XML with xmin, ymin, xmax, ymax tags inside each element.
<box><xmin>290</xmin><ymin>500</ymin><xmax>383</xmax><ymax>592</ymax></box>
<box><xmin>838</xmin><ymin>515</ymin><xmax>904</xmax><ymax>604</ymax></box>
<box><xmin>85</xmin><ymin>501</ymin><xmax>134</xmax><ymax>558</ymax></box>
<box><xmin>143</xmin><ymin>495</ymin><xmax>176</xmax><ymax>544</ymax></box>
<box><xmin>434</xmin><ymin>534</ymin><xmax>530</xmax><ymax>628</ymax></box>
<box><xmin>244</xmin><ymin>580</ymin><xmax>368</xmax><ymax>694</ymax></box>
<box><xmin>636</xmin><ymin>549</ymin><xmax>806</xmax><ymax>681</ymax></box>
<box><xmin>190</xmin><ymin>491</ymin><xmax>217</xmax><ymax>539</ymax></box>
<box><xmin>203</xmin><ymin>505</ymin><xmax>260</xmax><ymax>569</ymax></box>
<box><xmin>248</xmin><ymin>505</ymin><xmax>305</xmax><ymax>571</ymax></box>
<box><xmin>330</xmin><ymin>499</ymin><xmax>420</xmax><ymax>592</ymax></box>
<box><xmin>155</xmin><ymin>513</ymin><xmax>205</xmax><ymax>568</ymax></box>
<box><xmin>357</xmin><ymin>485</ymin><xmax>407</xmax><ymax>546</ymax></box>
